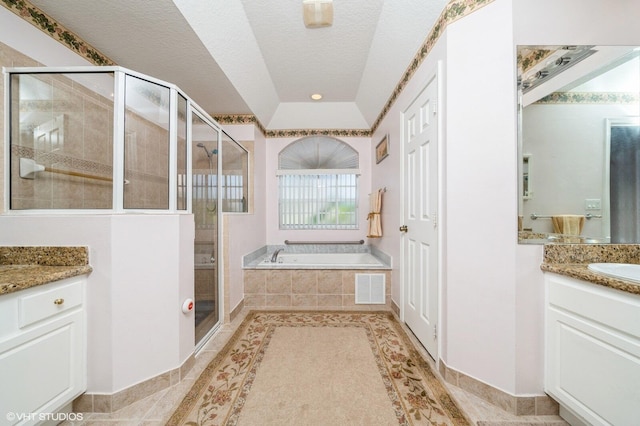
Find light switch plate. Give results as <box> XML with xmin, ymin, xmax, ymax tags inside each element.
<box><xmin>585</xmin><ymin>199</ymin><xmax>601</xmax><ymax>210</ymax></box>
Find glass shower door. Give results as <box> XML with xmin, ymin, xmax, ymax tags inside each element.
<box><xmin>192</xmin><ymin>111</ymin><xmax>220</xmax><ymax>346</ymax></box>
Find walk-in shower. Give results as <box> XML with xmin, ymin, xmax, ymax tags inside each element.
<box><xmin>4</xmin><ymin>65</ymin><xmax>246</xmax><ymax>347</ymax></box>
<box><xmin>197</xmin><ymin>142</ymin><xmax>218</xmax><ymax>159</ymax></box>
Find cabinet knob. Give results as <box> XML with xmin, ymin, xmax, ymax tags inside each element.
<box><xmin>53</xmin><ymin>298</ymin><xmax>65</xmax><ymax>305</ymax></box>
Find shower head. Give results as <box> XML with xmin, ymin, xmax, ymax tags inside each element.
<box><xmin>196</xmin><ymin>143</ymin><xmax>216</xmax><ymax>159</ymax></box>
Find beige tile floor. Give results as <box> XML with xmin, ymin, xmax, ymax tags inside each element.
<box><xmin>64</xmin><ymin>309</ymin><xmax>569</xmax><ymax>425</ymax></box>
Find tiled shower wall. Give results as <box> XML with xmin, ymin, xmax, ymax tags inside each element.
<box><xmin>10</xmin><ymin>72</ymin><xmax>115</xmax><ymax>209</ymax></box>
<box><xmin>6</xmin><ymin>64</ymin><xmax>172</xmax><ymax>210</ymax></box>
<box><xmin>0</xmin><ymin>41</ymin><xmax>42</xmax><ymax>211</ymax></box>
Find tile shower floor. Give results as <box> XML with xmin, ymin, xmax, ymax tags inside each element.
<box><xmin>65</xmin><ymin>309</ymin><xmax>569</xmax><ymax>425</ymax></box>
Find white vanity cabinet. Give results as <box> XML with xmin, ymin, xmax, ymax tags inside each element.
<box><xmin>0</xmin><ymin>276</ymin><xmax>86</xmax><ymax>426</ymax></box>
<box><xmin>544</xmin><ymin>273</ymin><xmax>640</xmax><ymax>425</ymax></box>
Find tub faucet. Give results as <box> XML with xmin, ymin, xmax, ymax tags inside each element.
<box><xmin>271</xmin><ymin>248</ymin><xmax>284</xmax><ymax>263</ymax></box>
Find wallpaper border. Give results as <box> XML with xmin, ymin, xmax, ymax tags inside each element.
<box><xmin>1</xmin><ymin>0</ymin><xmax>115</xmax><ymax>66</ymax></box>
<box><xmin>4</xmin><ymin>0</ymin><xmax>495</xmax><ymax>137</ymax></box>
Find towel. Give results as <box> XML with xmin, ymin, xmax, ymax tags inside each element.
<box><xmin>367</xmin><ymin>188</ymin><xmax>383</xmax><ymax>238</ymax></box>
<box><xmin>551</xmin><ymin>215</ymin><xmax>585</xmax><ymax>236</ymax></box>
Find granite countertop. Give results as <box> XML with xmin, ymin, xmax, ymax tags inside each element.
<box><xmin>540</xmin><ymin>263</ymin><xmax>640</xmax><ymax>295</ymax></box>
<box><xmin>541</xmin><ymin>244</ymin><xmax>640</xmax><ymax>296</ymax></box>
<box><xmin>0</xmin><ymin>246</ymin><xmax>92</xmax><ymax>296</ymax></box>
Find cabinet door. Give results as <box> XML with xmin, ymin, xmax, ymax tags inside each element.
<box><xmin>545</xmin><ymin>274</ymin><xmax>640</xmax><ymax>425</ymax></box>
<box><xmin>0</xmin><ymin>310</ymin><xmax>85</xmax><ymax>426</ymax></box>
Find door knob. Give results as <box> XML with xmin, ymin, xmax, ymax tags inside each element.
<box><xmin>399</xmin><ymin>225</ymin><xmax>408</xmax><ymax>232</ymax></box>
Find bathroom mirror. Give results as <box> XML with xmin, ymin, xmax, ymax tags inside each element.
<box><xmin>517</xmin><ymin>45</ymin><xmax>640</xmax><ymax>244</ymax></box>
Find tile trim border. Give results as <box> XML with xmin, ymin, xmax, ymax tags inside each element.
<box><xmin>439</xmin><ymin>359</ymin><xmax>560</xmax><ymax>416</ymax></box>
<box><xmin>390</xmin><ymin>298</ymin><xmax>400</xmax><ymax>317</ymax></box>
<box><xmin>73</xmin><ymin>353</ymin><xmax>196</xmax><ymax>413</ymax></box>
<box><xmin>4</xmin><ymin>0</ymin><xmax>494</xmax><ymax>136</ymax></box>
<box><xmin>517</xmin><ymin>48</ymin><xmax>555</xmax><ymax>74</ymax></box>
<box><xmin>370</xmin><ymin>0</ymin><xmax>494</xmax><ymax>134</ymax></box>
<box><xmin>535</xmin><ymin>92</ymin><xmax>639</xmax><ymax>104</ymax></box>
<box><xmin>0</xmin><ymin>0</ymin><xmax>115</xmax><ymax>66</ymax></box>
<box><xmin>217</xmin><ymin>0</ymin><xmax>497</xmax><ymax>137</ymax></box>
<box><xmin>229</xmin><ymin>299</ymin><xmax>244</xmax><ymax>323</ymax></box>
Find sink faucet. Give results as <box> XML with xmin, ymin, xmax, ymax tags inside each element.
<box><xmin>271</xmin><ymin>248</ymin><xmax>284</xmax><ymax>263</ymax></box>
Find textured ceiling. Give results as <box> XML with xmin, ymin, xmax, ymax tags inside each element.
<box><xmin>28</xmin><ymin>0</ymin><xmax>449</xmax><ymax>130</ymax></box>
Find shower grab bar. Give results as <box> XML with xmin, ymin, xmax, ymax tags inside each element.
<box><xmin>41</xmin><ymin>167</ymin><xmax>113</xmax><ymax>182</ymax></box>
<box><xmin>19</xmin><ymin>157</ymin><xmax>116</xmax><ymax>183</ymax></box>
<box><xmin>284</xmin><ymin>240</ymin><xmax>365</xmax><ymax>245</ymax></box>
<box><xmin>530</xmin><ymin>213</ymin><xmax>602</xmax><ymax>220</ymax></box>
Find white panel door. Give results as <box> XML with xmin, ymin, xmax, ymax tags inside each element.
<box><xmin>402</xmin><ymin>71</ymin><xmax>439</xmax><ymax>358</ymax></box>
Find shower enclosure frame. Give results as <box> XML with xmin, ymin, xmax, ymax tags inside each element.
<box><xmin>3</xmin><ymin>65</ymin><xmax>225</xmax><ymax>348</ymax></box>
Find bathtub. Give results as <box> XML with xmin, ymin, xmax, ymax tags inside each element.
<box><xmin>254</xmin><ymin>252</ymin><xmax>387</xmax><ymax>269</ymax></box>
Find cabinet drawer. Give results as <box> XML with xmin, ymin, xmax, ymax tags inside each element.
<box><xmin>18</xmin><ymin>280</ymin><xmax>83</xmax><ymax>328</ymax></box>
<box><xmin>547</xmin><ymin>274</ymin><xmax>640</xmax><ymax>338</ymax></box>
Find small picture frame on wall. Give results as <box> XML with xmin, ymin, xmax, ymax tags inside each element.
<box><xmin>375</xmin><ymin>135</ymin><xmax>389</xmax><ymax>164</ymax></box>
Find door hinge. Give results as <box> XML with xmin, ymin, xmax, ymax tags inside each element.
<box><xmin>433</xmin><ymin>324</ymin><xmax>437</xmax><ymax>340</ymax></box>
<box><xmin>433</xmin><ymin>100</ymin><xmax>437</xmax><ymax>116</ymax></box>
<box><xmin>432</xmin><ymin>212</ymin><xmax>437</xmax><ymax>228</ymax></box>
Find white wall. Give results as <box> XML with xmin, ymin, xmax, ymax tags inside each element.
<box><xmin>513</xmin><ymin>0</ymin><xmax>640</xmax><ymax>46</ymax></box>
<box><xmin>5</xmin><ymin>0</ymin><xmax>640</xmax><ymax>400</ymax></box>
<box><xmin>444</xmin><ymin>0</ymin><xmax>519</xmax><ymax>393</ymax></box>
<box><xmin>368</xmin><ymin>33</ymin><xmax>448</xmax><ymax>311</ymax></box>
<box><xmin>367</xmin><ymin>0</ymin><xmax>530</xmax><ymax>396</ymax></box>
<box><xmin>1</xmin><ymin>11</ymin><xmax>197</xmax><ymax>393</ymax></box>
<box><xmin>0</xmin><ymin>215</ymin><xmax>194</xmax><ymax>394</ymax></box>
<box><xmin>222</xmin><ymin>124</ymin><xmax>267</xmax><ymax>314</ymax></box>
<box><xmin>109</xmin><ymin>215</ymin><xmax>193</xmax><ymax>392</ymax></box>
<box><xmin>513</xmin><ymin>0</ymin><xmax>640</xmax><ymax>394</ymax></box>
<box><xmin>522</xmin><ymin>103</ymin><xmax>635</xmax><ymax>238</ymax></box>
<box><xmin>264</xmin><ymin>136</ymin><xmax>372</xmax><ymax>245</ymax></box>
<box><xmin>0</xmin><ymin>7</ymin><xmax>92</xmax><ymax>68</ymax></box>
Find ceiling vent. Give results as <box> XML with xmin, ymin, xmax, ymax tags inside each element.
<box><xmin>303</xmin><ymin>0</ymin><xmax>333</xmax><ymax>28</ymax></box>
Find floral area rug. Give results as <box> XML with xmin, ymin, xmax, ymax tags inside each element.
<box><xmin>167</xmin><ymin>311</ymin><xmax>470</xmax><ymax>425</ymax></box>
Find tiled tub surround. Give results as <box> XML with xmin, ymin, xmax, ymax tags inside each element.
<box><xmin>243</xmin><ymin>245</ymin><xmax>392</xmax><ymax>309</ymax></box>
<box><xmin>243</xmin><ymin>243</ymin><xmax>391</xmax><ymax>267</ymax></box>
<box><xmin>541</xmin><ymin>243</ymin><xmax>640</xmax><ymax>295</ymax></box>
<box><xmin>0</xmin><ymin>246</ymin><xmax>92</xmax><ymax>295</ymax></box>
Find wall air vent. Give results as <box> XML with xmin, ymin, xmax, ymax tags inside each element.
<box><xmin>355</xmin><ymin>273</ymin><xmax>385</xmax><ymax>304</ymax></box>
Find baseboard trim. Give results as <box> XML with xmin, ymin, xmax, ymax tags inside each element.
<box><xmin>230</xmin><ymin>299</ymin><xmax>244</xmax><ymax>322</ymax></box>
<box><xmin>390</xmin><ymin>299</ymin><xmax>400</xmax><ymax>317</ymax></box>
<box><xmin>74</xmin><ymin>353</ymin><xmax>196</xmax><ymax>413</ymax></box>
<box><xmin>439</xmin><ymin>359</ymin><xmax>559</xmax><ymax>416</ymax></box>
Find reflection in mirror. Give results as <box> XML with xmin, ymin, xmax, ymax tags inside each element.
<box><xmin>517</xmin><ymin>46</ymin><xmax>640</xmax><ymax>244</ymax></box>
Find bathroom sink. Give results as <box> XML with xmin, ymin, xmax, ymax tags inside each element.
<box><xmin>587</xmin><ymin>263</ymin><xmax>640</xmax><ymax>284</ymax></box>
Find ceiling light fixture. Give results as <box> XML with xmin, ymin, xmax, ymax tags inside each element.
<box><xmin>303</xmin><ymin>0</ymin><xmax>333</xmax><ymax>28</ymax></box>
<box><xmin>310</xmin><ymin>93</ymin><xmax>323</xmax><ymax>100</ymax></box>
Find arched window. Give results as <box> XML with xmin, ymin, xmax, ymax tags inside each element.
<box><xmin>277</xmin><ymin>136</ymin><xmax>359</xmax><ymax>229</ymax></box>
